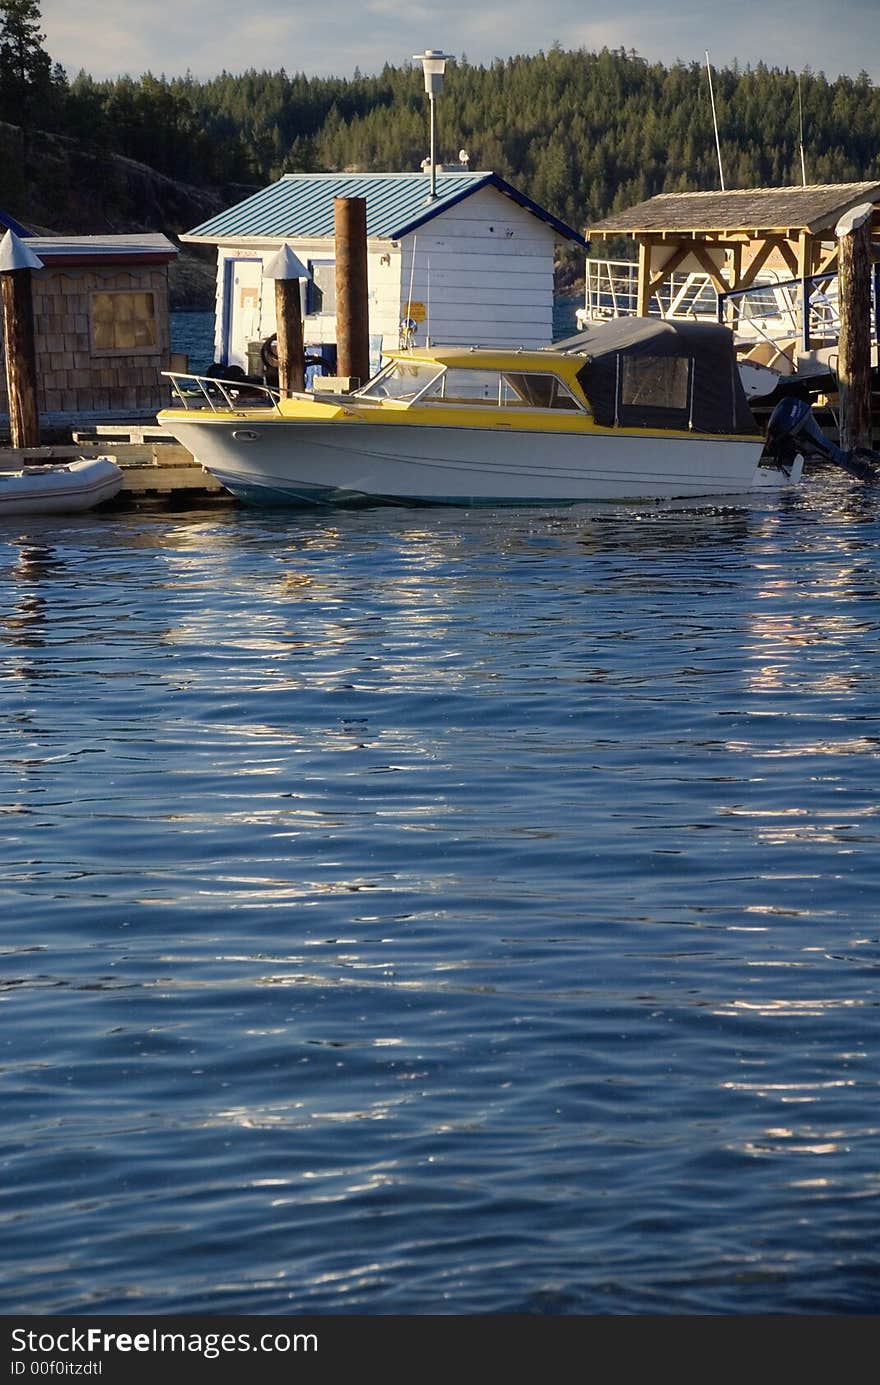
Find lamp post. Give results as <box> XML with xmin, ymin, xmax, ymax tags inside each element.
<box><xmin>413</xmin><ymin>49</ymin><xmax>454</xmax><ymax>200</ymax></box>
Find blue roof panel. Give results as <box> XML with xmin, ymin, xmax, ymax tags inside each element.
<box><xmin>1</xmin><ymin>208</ymin><xmax>33</xmax><ymax>237</ymax></box>
<box><xmin>184</xmin><ymin>172</ymin><xmax>586</xmax><ymax>245</ymax></box>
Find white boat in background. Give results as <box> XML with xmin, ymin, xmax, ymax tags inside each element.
<box><xmin>0</xmin><ymin>456</ymin><xmax>124</xmax><ymax>516</ymax></box>
<box><xmin>574</xmin><ymin>257</ymin><xmax>877</xmax><ymax>404</ymax></box>
<box><xmin>158</xmin><ymin>318</ymin><xmax>826</xmax><ymax>508</ymax></box>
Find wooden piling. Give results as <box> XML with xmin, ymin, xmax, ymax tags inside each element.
<box><xmin>1</xmin><ymin>266</ymin><xmax>40</xmax><ymax>448</ymax></box>
<box><xmin>334</xmin><ymin>197</ymin><xmax>370</xmax><ymax>388</ymax></box>
<box><xmin>835</xmin><ymin>204</ymin><xmax>874</xmax><ymax>452</ymax></box>
<box><xmin>262</xmin><ymin>244</ymin><xmax>310</xmax><ymax>398</ymax></box>
<box><xmin>274</xmin><ymin>277</ymin><xmax>305</xmax><ymax>396</ymax></box>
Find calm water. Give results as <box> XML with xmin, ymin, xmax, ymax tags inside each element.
<box><xmin>172</xmin><ymin>310</ymin><xmax>216</xmax><ymax>374</ymax></box>
<box><xmin>2</xmin><ymin>479</ymin><xmax>880</xmax><ymax>1316</ymax></box>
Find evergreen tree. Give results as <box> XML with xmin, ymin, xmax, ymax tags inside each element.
<box><xmin>0</xmin><ymin>0</ymin><xmax>63</xmax><ymax>125</ymax></box>
<box><xmin>2</xmin><ymin>39</ymin><xmax>880</xmax><ymax>241</ymax></box>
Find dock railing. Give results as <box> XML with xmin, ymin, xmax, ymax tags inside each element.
<box><xmin>721</xmin><ymin>266</ymin><xmax>879</xmax><ymax>353</ymax></box>
<box><xmin>582</xmin><ymin>259</ymin><xmax>639</xmax><ymax>320</ymax></box>
<box><xmin>719</xmin><ymin>272</ymin><xmax>838</xmax><ymax>353</ymax></box>
<box><xmin>164</xmin><ymin>372</ymin><xmax>281</xmax><ymax>412</ymax></box>
<box><xmin>580</xmin><ymin>258</ymin><xmax>719</xmax><ymax>325</ymax></box>
<box><xmin>582</xmin><ymin>258</ymin><xmax>880</xmax><ymax>360</ymax></box>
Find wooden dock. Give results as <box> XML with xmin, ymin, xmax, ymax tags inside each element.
<box><xmin>0</xmin><ymin>424</ymin><xmax>229</xmax><ymax>502</ymax></box>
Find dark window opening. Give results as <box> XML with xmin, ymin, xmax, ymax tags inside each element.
<box><xmin>620</xmin><ymin>355</ymin><xmax>689</xmax><ymax>410</ymax></box>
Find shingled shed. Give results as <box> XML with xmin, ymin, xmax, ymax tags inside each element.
<box><xmin>588</xmin><ymin>183</ymin><xmax>880</xmax><ymax>322</ymax></box>
<box><xmin>0</xmin><ymin>232</ymin><xmax>178</xmax><ymax>430</ymax></box>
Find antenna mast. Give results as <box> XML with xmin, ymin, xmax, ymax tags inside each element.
<box><xmin>797</xmin><ymin>73</ymin><xmax>807</xmax><ymax>186</ymax></box>
<box><xmin>705</xmin><ymin>50</ymin><xmax>725</xmax><ymax>192</ymax></box>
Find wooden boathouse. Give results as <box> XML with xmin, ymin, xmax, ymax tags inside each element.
<box><xmin>585</xmin><ymin>183</ymin><xmax>880</xmax><ymax>446</ymax></box>
<box><xmin>0</xmin><ymin>229</ymin><xmax>179</xmax><ymax>432</ymax></box>
<box><xmin>0</xmin><ymin>223</ymin><xmax>223</xmax><ymax>497</ymax></box>
<box><xmin>586</xmin><ymin>183</ymin><xmax>880</xmax><ymax>352</ymax></box>
<box><xmin>181</xmin><ymin>170</ymin><xmax>587</xmax><ymax>374</ymax></box>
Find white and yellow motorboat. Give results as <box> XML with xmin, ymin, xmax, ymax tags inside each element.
<box><xmin>158</xmin><ymin>318</ymin><xmax>812</xmax><ymax>508</ymax></box>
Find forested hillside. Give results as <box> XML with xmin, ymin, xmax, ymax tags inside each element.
<box><xmin>2</xmin><ymin>0</ymin><xmax>879</xmax><ymax>297</ymax></box>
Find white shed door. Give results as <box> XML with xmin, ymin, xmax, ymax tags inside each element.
<box><xmin>225</xmin><ymin>258</ymin><xmax>264</xmax><ymax>370</ymax></box>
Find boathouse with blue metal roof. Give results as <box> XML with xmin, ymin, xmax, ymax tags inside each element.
<box><xmin>182</xmin><ymin>170</ymin><xmax>587</xmax><ymax>373</ymax></box>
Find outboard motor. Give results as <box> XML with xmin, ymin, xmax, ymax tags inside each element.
<box><xmin>765</xmin><ymin>397</ymin><xmax>878</xmax><ymax>483</ymax></box>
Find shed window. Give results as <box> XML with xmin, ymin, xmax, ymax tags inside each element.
<box><xmin>306</xmin><ymin>260</ymin><xmax>336</xmax><ymax>316</ymax></box>
<box><xmin>90</xmin><ymin>291</ymin><xmax>158</xmax><ymax>355</ymax></box>
<box><xmin>620</xmin><ymin>355</ymin><xmax>689</xmax><ymax>409</ymax></box>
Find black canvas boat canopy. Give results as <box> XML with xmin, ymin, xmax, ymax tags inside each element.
<box><xmin>556</xmin><ymin>317</ymin><xmax>758</xmax><ymax>434</ymax></box>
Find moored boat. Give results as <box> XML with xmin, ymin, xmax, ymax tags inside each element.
<box><xmin>157</xmin><ymin>318</ymin><xmax>847</xmax><ymax>509</ymax></box>
<box><xmin>0</xmin><ymin>456</ymin><xmax>124</xmax><ymax>516</ymax></box>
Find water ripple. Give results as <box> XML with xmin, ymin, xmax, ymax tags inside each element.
<box><xmin>2</xmin><ymin>480</ymin><xmax>880</xmax><ymax>1312</ymax></box>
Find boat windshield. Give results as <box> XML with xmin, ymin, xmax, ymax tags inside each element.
<box><xmin>422</xmin><ymin>367</ymin><xmax>583</xmax><ymax>410</ymax></box>
<box><xmin>355</xmin><ymin>359</ymin><xmax>584</xmax><ymax>410</ymax></box>
<box><xmin>356</xmin><ymin>360</ymin><xmax>443</xmax><ymax>402</ymax></box>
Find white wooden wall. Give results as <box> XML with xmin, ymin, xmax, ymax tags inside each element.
<box><xmin>211</xmin><ymin>185</ymin><xmax>560</xmax><ymax>373</ymax></box>
<box><xmin>396</xmin><ymin>187</ymin><xmax>557</xmax><ymax>349</ymax></box>
<box><xmin>213</xmin><ymin>241</ymin><xmax>403</xmax><ymax>370</ymax></box>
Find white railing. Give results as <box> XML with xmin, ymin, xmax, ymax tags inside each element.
<box><xmin>163</xmin><ymin>372</ymin><xmax>281</xmax><ymax>412</ymax></box>
<box><xmin>579</xmin><ymin>258</ymin><xmax>879</xmax><ymax>356</ymax></box>
<box><xmin>580</xmin><ymin>259</ymin><xmax>719</xmax><ymax>325</ymax></box>
<box><xmin>718</xmin><ymin>273</ymin><xmax>873</xmax><ymax>353</ymax></box>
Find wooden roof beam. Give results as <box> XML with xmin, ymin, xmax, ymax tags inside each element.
<box><xmin>646</xmin><ymin>245</ymin><xmax>693</xmax><ymax>294</ymax></box>
<box><xmin>689</xmin><ymin>243</ymin><xmax>731</xmax><ymax>295</ymax></box>
<box><xmin>654</xmin><ymin>231</ymin><xmax>744</xmax><ymax>246</ymax></box>
<box><xmin>737</xmin><ymin>235</ymin><xmax>796</xmax><ymax>288</ymax></box>
<box><xmin>814</xmin><ymin>242</ymin><xmax>839</xmax><ymax>276</ymax></box>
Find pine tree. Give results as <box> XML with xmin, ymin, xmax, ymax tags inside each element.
<box><xmin>0</xmin><ymin>0</ymin><xmax>63</xmax><ymax>125</ymax></box>
<box><xmin>3</xmin><ymin>41</ymin><xmax>880</xmax><ymax>235</ymax></box>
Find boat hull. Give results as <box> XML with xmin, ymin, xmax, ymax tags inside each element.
<box><xmin>0</xmin><ymin>457</ymin><xmax>124</xmax><ymax>515</ymax></box>
<box><xmin>164</xmin><ymin>416</ymin><xmax>789</xmax><ymax>508</ymax></box>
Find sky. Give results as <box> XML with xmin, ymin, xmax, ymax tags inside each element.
<box><xmin>38</xmin><ymin>0</ymin><xmax>880</xmax><ymax>84</ymax></box>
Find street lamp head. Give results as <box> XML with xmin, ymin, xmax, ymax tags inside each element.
<box><xmin>412</xmin><ymin>49</ymin><xmax>455</xmax><ymax>200</ymax></box>
<box><xmin>413</xmin><ymin>49</ymin><xmax>454</xmax><ymax>95</ymax></box>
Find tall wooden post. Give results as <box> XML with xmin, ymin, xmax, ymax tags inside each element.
<box><xmin>274</xmin><ymin>278</ymin><xmax>305</xmax><ymax>396</ymax></box>
<box><xmin>636</xmin><ymin>240</ymin><xmax>652</xmax><ymax>318</ymax></box>
<box><xmin>797</xmin><ymin>230</ymin><xmax>814</xmax><ymax>352</ymax></box>
<box><xmin>334</xmin><ymin>197</ymin><xmax>370</xmax><ymax>387</ymax></box>
<box><xmin>835</xmin><ymin>204</ymin><xmax>874</xmax><ymax>452</ymax></box>
<box><xmin>1</xmin><ymin>231</ymin><xmax>44</xmax><ymax>449</ymax></box>
<box><xmin>262</xmin><ymin>244</ymin><xmax>311</xmax><ymax>398</ymax></box>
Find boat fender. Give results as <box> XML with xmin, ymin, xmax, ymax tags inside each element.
<box><xmin>260</xmin><ymin>334</ymin><xmax>278</xmax><ymax>371</ymax></box>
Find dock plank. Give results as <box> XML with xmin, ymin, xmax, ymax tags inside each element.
<box><xmin>119</xmin><ymin>463</ymin><xmax>225</xmax><ymax>494</ymax></box>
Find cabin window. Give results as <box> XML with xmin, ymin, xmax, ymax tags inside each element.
<box><xmin>90</xmin><ymin>291</ymin><xmax>158</xmax><ymax>355</ymax></box>
<box><xmin>420</xmin><ymin>368</ymin><xmax>583</xmax><ymax>408</ymax></box>
<box><xmin>306</xmin><ymin>260</ymin><xmax>336</xmax><ymax>316</ymax></box>
<box><xmin>670</xmin><ymin>277</ymin><xmax>717</xmax><ymax>317</ymax></box>
<box><xmin>501</xmin><ymin>372</ymin><xmax>581</xmax><ymax>410</ymax></box>
<box><xmin>620</xmin><ymin>355</ymin><xmax>689</xmax><ymax>410</ymax></box>
<box><xmin>426</xmin><ymin>368</ymin><xmax>502</xmax><ymax>403</ymax></box>
<box><xmin>356</xmin><ymin>359</ymin><xmax>442</xmax><ymax>401</ymax></box>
